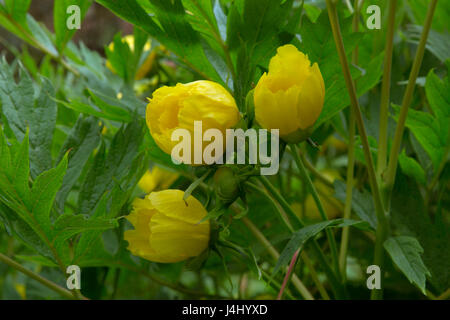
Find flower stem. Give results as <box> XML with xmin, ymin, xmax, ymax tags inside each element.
<box><xmin>437</xmin><ymin>288</ymin><xmax>450</xmax><ymax>300</ymax></box>
<box><xmin>377</xmin><ymin>0</ymin><xmax>397</xmax><ymax>177</ymax></box>
<box><xmin>257</xmin><ymin>176</ymin><xmax>303</xmax><ymax>229</ymax></box>
<box><xmin>244</xmin><ymin>181</ymin><xmax>294</xmax><ymax>232</ymax></box>
<box><xmin>243</xmin><ymin>182</ymin><xmax>330</xmax><ymax>299</ymax></box>
<box><xmin>301</xmin><ymin>251</ymin><xmax>330</xmax><ymax>300</ymax></box>
<box><xmin>290</xmin><ymin>144</ymin><xmax>340</xmax><ymax>277</ymax></box>
<box><xmin>325</xmin><ymin>0</ymin><xmax>388</xmax><ymax>299</ymax></box>
<box><xmin>297</xmin><ymin>150</ymin><xmax>333</xmax><ymax>188</ymax></box>
<box><xmin>339</xmin><ymin>0</ymin><xmax>360</xmax><ymax>281</ymax></box>
<box><xmin>257</xmin><ymin>175</ymin><xmax>344</xmax><ymax>298</ymax></box>
<box><xmin>183</xmin><ymin>170</ymin><xmax>211</xmax><ymax>200</ymax></box>
<box><xmin>383</xmin><ymin>0</ymin><xmax>438</xmax><ymax>206</ymax></box>
<box><xmin>277</xmin><ymin>249</ymin><xmax>300</xmax><ymax>300</ymax></box>
<box><xmin>0</xmin><ymin>252</ymin><xmax>78</xmax><ymax>300</ymax></box>
<box><xmin>240</xmin><ymin>216</ymin><xmax>314</xmax><ymax>300</ymax></box>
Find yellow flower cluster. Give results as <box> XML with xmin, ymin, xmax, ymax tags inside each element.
<box><xmin>124</xmin><ymin>44</ymin><xmax>325</xmax><ymax>264</ymax></box>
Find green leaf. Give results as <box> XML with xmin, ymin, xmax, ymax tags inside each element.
<box><xmin>52</xmin><ymin>213</ymin><xmax>118</xmax><ymax>242</ymax></box>
<box><xmin>273</xmin><ymin>219</ymin><xmax>370</xmax><ymax>276</ymax></box>
<box><xmin>407</xmin><ymin>0</ymin><xmax>450</xmax><ymax>33</ymax></box>
<box><xmin>26</xmin><ymin>15</ymin><xmax>58</xmax><ymax>56</ymax></box>
<box><xmin>0</xmin><ymin>9</ymin><xmax>31</xmax><ymax>45</ymax></box>
<box><xmin>0</xmin><ymin>59</ymin><xmax>33</xmax><ymax>142</ymax></box>
<box><xmin>87</xmin><ymin>89</ymin><xmax>133</xmax><ymax>121</ymax></box>
<box><xmin>425</xmin><ymin>68</ymin><xmax>450</xmax><ymax>145</ymax></box>
<box><xmin>406</xmin><ymin>25</ymin><xmax>450</xmax><ymax>63</ymax></box>
<box><xmin>96</xmin><ymin>0</ymin><xmax>222</xmax><ymax>82</ymax></box>
<box><xmin>28</xmin><ymin>77</ymin><xmax>57</xmax><ymax>177</ymax></box>
<box><xmin>213</xmin><ymin>0</ymin><xmax>227</xmax><ymax>41</ymax></box>
<box><xmin>56</xmin><ymin>116</ymin><xmax>102</xmax><ymax>209</ymax></box>
<box><xmin>398</xmin><ymin>151</ymin><xmax>426</xmax><ymax>185</ymax></box>
<box><xmin>384</xmin><ymin>236</ymin><xmax>431</xmax><ymax>294</ymax></box>
<box><xmin>303</xmin><ymin>13</ymin><xmax>383</xmax><ymax>129</ymax></box>
<box><xmin>0</xmin><ymin>61</ymin><xmax>57</xmax><ymax>177</ymax></box>
<box><xmin>0</xmin><ymin>129</ymin><xmax>70</xmax><ymax>261</ymax></box>
<box><xmin>74</xmin><ymin>152</ymin><xmax>148</xmax><ymax>266</ymax></box>
<box><xmin>104</xmin><ymin>32</ymin><xmax>137</xmax><ymax>82</ymax></box>
<box><xmin>391</xmin><ymin>172</ymin><xmax>450</xmax><ymax>291</ymax></box>
<box><xmin>227</xmin><ymin>0</ymin><xmax>294</xmax><ymax>105</ymax></box>
<box><xmin>78</xmin><ymin>120</ymin><xmax>144</xmax><ymax>215</ymax></box>
<box><xmin>333</xmin><ymin>180</ymin><xmax>377</xmax><ymax>229</ymax></box>
<box><xmin>30</xmin><ymin>154</ymin><xmax>68</xmax><ymax>236</ymax></box>
<box><xmin>392</xmin><ymin>104</ymin><xmax>445</xmax><ymax>171</ymax></box>
<box><xmin>54</xmin><ymin>98</ymin><xmax>131</xmax><ymax>122</ymax></box>
<box><xmin>4</xmin><ymin>0</ymin><xmax>31</xmax><ymax>26</ymax></box>
<box><xmin>54</xmin><ymin>0</ymin><xmax>92</xmax><ymax>51</ymax></box>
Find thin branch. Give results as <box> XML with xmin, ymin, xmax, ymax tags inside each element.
<box><xmin>0</xmin><ymin>253</ymin><xmax>79</xmax><ymax>300</ymax></box>
<box><xmin>383</xmin><ymin>0</ymin><xmax>438</xmax><ymax>199</ymax></box>
<box><xmin>325</xmin><ymin>0</ymin><xmax>388</xmax><ymax>299</ymax></box>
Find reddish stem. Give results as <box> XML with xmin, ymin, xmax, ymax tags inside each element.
<box><xmin>277</xmin><ymin>249</ymin><xmax>300</xmax><ymax>300</ymax></box>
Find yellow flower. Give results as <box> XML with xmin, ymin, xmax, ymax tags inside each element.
<box><xmin>321</xmin><ymin>135</ymin><xmax>348</xmax><ymax>154</ymax></box>
<box><xmin>146</xmin><ymin>80</ymin><xmax>240</xmax><ymax>164</ymax></box>
<box><xmin>124</xmin><ymin>190</ymin><xmax>210</xmax><ymax>263</ymax></box>
<box><xmin>14</xmin><ymin>283</ymin><xmax>26</xmax><ymax>300</ymax></box>
<box><xmin>303</xmin><ymin>170</ymin><xmax>342</xmax><ymax>220</ymax></box>
<box><xmin>254</xmin><ymin>44</ymin><xmax>325</xmax><ymax>143</ymax></box>
<box><xmin>138</xmin><ymin>166</ymin><xmax>179</xmax><ymax>193</ymax></box>
<box><xmin>106</xmin><ymin>35</ymin><xmax>155</xmax><ymax>80</ymax></box>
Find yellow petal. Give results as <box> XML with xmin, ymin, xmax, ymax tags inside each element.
<box><xmin>148</xmin><ymin>190</ymin><xmax>208</xmax><ymax>224</ymax></box>
<box><xmin>145</xmin><ymin>81</ymin><xmax>240</xmax><ymax>164</ymax></box>
<box><xmin>149</xmin><ymin>212</ymin><xmax>209</xmax><ymax>262</ymax></box>
<box><xmin>297</xmin><ymin>63</ymin><xmax>325</xmax><ymax>129</ymax></box>
<box><xmin>138</xmin><ymin>170</ymin><xmax>157</xmax><ymax>193</ymax></box>
<box><xmin>255</xmin><ymin>77</ymin><xmax>302</xmax><ymax>136</ymax></box>
<box><xmin>151</xmin><ymin>166</ymin><xmax>179</xmax><ymax>190</ymax></box>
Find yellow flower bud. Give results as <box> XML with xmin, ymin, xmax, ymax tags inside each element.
<box><xmin>138</xmin><ymin>166</ymin><xmax>179</xmax><ymax>193</ymax></box>
<box><xmin>106</xmin><ymin>35</ymin><xmax>155</xmax><ymax>80</ymax></box>
<box><xmin>124</xmin><ymin>190</ymin><xmax>210</xmax><ymax>263</ymax></box>
<box><xmin>300</xmin><ymin>170</ymin><xmax>342</xmax><ymax>220</ymax></box>
<box><xmin>254</xmin><ymin>44</ymin><xmax>325</xmax><ymax>143</ymax></box>
<box><xmin>146</xmin><ymin>80</ymin><xmax>240</xmax><ymax>164</ymax></box>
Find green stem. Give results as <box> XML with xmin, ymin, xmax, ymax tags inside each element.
<box><xmin>260</xmin><ymin>269</ymin><xmax>296</xmax><ymax>300</ymax></box>
<box><xmin>189</xmin><ymin>0</ymin><xmax>236</xmax><ymax>85</ymax></box>
<box><xmin>242</xmin><ymin>183</ymin><xmax>330</xmax><ymax>299</ymax></box>
<box><xmin>339</xmin><ymin>96</ymin><xmax>356</xmax><ymax>281</ymax></box>
<box><xmin>383</xmin><ymin>0</ymin><xmax>438</xmax><ymax>204</ymax></box>
<box><xmin>183</xmin><ymin>170</ymin><xmax>211</xmax><ymax>200</ymax></box>
<box><xmin>0</xmin><ymin>253</ymin><xmax>77</xmax><ymax>300</ymax></box>
<box><xmin>258</xmin><ymin>176</ymin><xmax>303</xmax><ymax>228</ymax></box>
<box><xmin>241</xmin><ymin>216</ymin><xmax>280</xmax><ymax>260</ymax></box>
<box><xmin>290</xmin><ymin>144</ymin><xmax>340</xmax><ymax>277</ymax></box>
<box><xmin>325</xmin><ymin>0</ymin><xmax>388</xmax><ymax>299</ymax></box>
<box><xmin>377</xmin><ymin>0</ymin><xmax>397</xmax><ymax>177</ymax></box>
<box><xmin>301</xmin><ymin>251</ymin><xmax>330</xmax><ymax>300</ymax></box>
<box><xmin>339</xmin><ymin>0</ymin><xmax>360</xmax><ymax>281</ymax></box>
<box><xmin>297</xmin><ymin>151</ymin><xmax>333</xmax><ymax>188</ymax></box>
<box><xmin>277</xmin><ymin>249</ymin><xmax>300</xmax><ymax>300</ymax></box>
<box><xmin>240</xmin><ymin>216</ymin><xmax>314</xmax><ymax>300</ymax></box>
<box><xmin>244</xmin><ymin>181</ymin><xmax>294</xmax><ymax>231</ymax></box>
<box><xmin>116</xmin><ymin>261</ymin><xmax>224</xmax><ymax>298</ymax></box>
<box><xmin>257</xmin><ymin>175</ymin><xmax>344</xmax><ymax>298</ymax></box>
<box><xmin>437</xmin><ymin>288</ymin><xmax>450</xmax><ymax>300</ymax></box>
<box><xmin>425</xmin><ymin>145</ymin><xmax>450</xmax><ymax>210</ymax></box>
